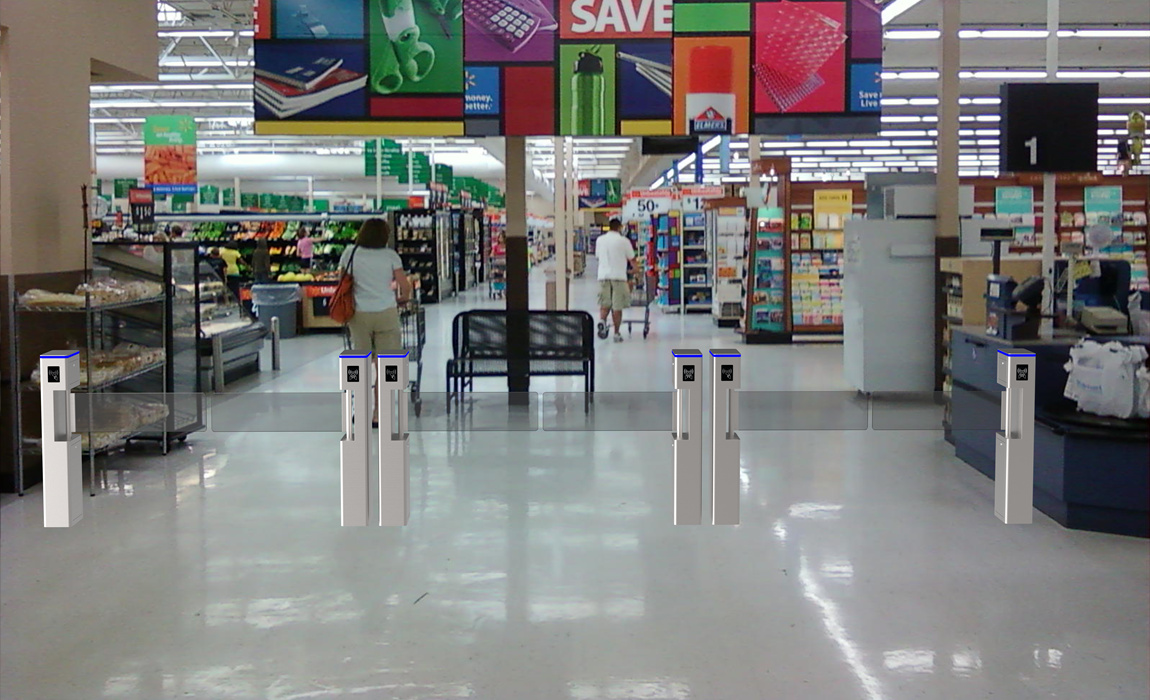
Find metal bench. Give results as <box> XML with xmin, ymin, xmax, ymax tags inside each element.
<box><xmin>445</xmin><ymin>310</ymin><xmax>595</xmax><ymax>403</ymax></box>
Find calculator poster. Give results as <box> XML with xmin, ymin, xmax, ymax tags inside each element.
<box><xmin>253</xmin><ymin>0</ymin><xmax>881</xmax><ymax>137</ymax></box>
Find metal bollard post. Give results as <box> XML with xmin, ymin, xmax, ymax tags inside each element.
<box><xmin>212</xmin><ymin>334</ymin><xmax>225</xmax><ymax>392</ymax></box>
<box><xmin>378</xmin><ymin>351</ymin><xmax>410</xmax><ymax>526</ymax></box>
<box><xmin>39</xmin><ymin>351</ymin><xmax>83</xmax><ymax>527</ymax></box>
<box><xmin>995</xmin><ymin>350</ymin><xmax>1036</xmax><ymax>524</ymax></box>
<box><xmin>271</xmin><ymin>316</ymin><xmax>281</xmax><ymax>371</ymax></box>
<box><xmin>671</xmin><ymin>349</ymin><xmax>703</xmax><ymax>525</ymax></box>
<box><xmin>710</xmin><ymin>349</ymin><xmax>741</xmax><ymax>525</ymax></box>
<box><xmin>339</xmin><ymin>352</ymin><xmax>372</xmax><ymax>526</ymax></box>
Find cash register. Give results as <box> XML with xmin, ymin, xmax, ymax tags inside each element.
<box><xmin>986</xmin><ymin>275</ymin><xmax>1045</xmax><ymax>340</ymax></box>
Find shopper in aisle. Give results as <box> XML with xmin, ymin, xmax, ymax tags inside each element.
<box><xmin>595</xmin><ymin>218</ymin><xmax>636</xmax><ymax>342</ymax></box>
<box><xmin>217</xmin><ymin>244</ymin><xmax>244</xmax><ymax>298</ymax></box>
<box><xmin>253</xmin><ymin>239</ymin><xmax>272</xmax><ymax>284</ymax></box>
<box><xmin>338</xmin><ymin>218</ymin><xmax>412</xmax><ymax>426</ymax></box>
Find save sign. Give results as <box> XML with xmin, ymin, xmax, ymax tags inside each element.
<box><xmin>563</xmin><ymin>0</ymin><xmax>673</xmax><ymax>38</ymax></box>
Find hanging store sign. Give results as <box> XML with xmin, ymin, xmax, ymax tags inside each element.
<box><xmin>578</xmin><ymin>178</ymin><xmax>623</xmax><ymax>208</ymax></box>
<box><xmin>143</xmin><ymin>116</ymin><xmax>198</xmax><ymax>194</ymax></box>
<box><xmin>252</xmin><ymin>0</ymin><xmax>880</xmax><ymax>137</ymax></box>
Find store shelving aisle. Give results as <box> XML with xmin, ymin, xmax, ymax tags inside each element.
<box><xmin>1</xmin><ymin>266</ymin><xmax>1148</xmax><ymax>700</ymax></box>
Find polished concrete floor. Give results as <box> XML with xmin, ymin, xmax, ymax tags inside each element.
<box><xmin>2</xmin><ymin>268</ymin><xmax>1148</xmax><ymax>699</ymax></box>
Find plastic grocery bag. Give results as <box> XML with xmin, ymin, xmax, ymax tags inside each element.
<box><xmin>1137</xmin><ymin>367</ymin><xmax>1150</xmax><ymax>419</ymax></box>
<box><xmin>1064</xmin><ymin>340</ymin><xmax>1148</xmax><ymax>419</ymax></box>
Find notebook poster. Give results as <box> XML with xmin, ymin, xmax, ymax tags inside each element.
<box><xmin>143</xmin><ymin>116</ymin><xmax>198</xmax><ymax>195</ymax></box>
<box><xmin>253</xmin><ymin>0</ymin><xmax>881</xmax><ymax>136</ymax></box>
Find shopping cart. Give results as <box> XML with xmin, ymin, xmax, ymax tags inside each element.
<box><xmin>621</xmin><ymin>271</ymin><xmax>657</xmax><ymax>338</ymax></box>
<box><xmin>342</xmin><ymin>298</ymin><xmax>426</xmax><ymax>416</ymax></box>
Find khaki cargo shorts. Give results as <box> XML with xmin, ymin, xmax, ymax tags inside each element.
<box><xmin>598</xmin><ymin>279</ymin><xmax>630</xmax><ymax>311</ymax></box>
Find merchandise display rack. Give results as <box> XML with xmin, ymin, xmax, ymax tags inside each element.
<box><xmin>452</xmin><ymin>208</ymin><xmax>483</xmax><ymax>292</ymax></box>
<box><xmin>681</xmin><ymin>211</ymin><xmax>711</xmax><ymax>312</ymax></box>
<box><xmin>9</xmin><ymin>242</ymin><xmax>177</xmax><ymax>496</ymax></box>
<box><xmin>706</xmin><ymin>199</ymin><xmax>747</xmax><ymax>327</ymax></box>
<box><xmin>654</xmin><ymin>211</ymin><xmax>682</xmax><ymax>311</ymax></box>
<box><xmin>393</xmin><ymin>208</ymin><xmax>454</xmax><ymax>303</ymax></box>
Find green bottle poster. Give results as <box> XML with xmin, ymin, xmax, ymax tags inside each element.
<box><xmin>559</xmin><ymin>44</ymin><xmax>616</xmax><ymax>136</ymax></box>
<box><xmin>199</xmin><ymin>185</ymin><xmax>220</xmax><ymax>205</ymax></box>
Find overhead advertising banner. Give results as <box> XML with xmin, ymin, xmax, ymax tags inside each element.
<box><xmin>253</xmin><ymin>0</ymin><xmax>880</xmax><ymax>137</ymax></box>
<box><xmin>144</xmin><ymin>116</ymin><xmax>198</xmax><ymax>194</ymax></box>
<box><xmin>578</xmin><ymin>178</ymin><xmax>622</xmax><ymax>208</ymax></box>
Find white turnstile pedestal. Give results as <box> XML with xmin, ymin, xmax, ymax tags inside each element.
<box><xmin>672</xmin><ymin>349</ymin><xmax>703</xmax><ymax>525</ymax></box>
<box><xmin>378</xmin><ymin>352</ymin><xmax>410</xmax><ymax>526</ymax></box>
<box><xmin>339</xmin><ymin>352</ymin><xmax>372</xmax><ymax>526</ymax></box>
<box><xmin>710</xmin><ymin>349</ymin><xmax>741</xmax><ymax>525</ymax></box>
<box><xmin>995</xmin><ymin>350</ymin><xmax>1035</xmax><ymax>524</ymax></box>
<box><xmin>40</xmin><ymin>351</ymin><xmax>82</xmax><ymax>527</ymax></box>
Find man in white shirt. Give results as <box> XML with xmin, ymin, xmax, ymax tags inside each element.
<box><xmin>595</xmin><ymin>218</ymin><xmax>636</xmax><ymax>342</ymax></box>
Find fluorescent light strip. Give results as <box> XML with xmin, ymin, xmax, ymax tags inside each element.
<box><xmin>882</xmin><ymin>0</ymin><xmax>924</xmax><ymax>25</ymax></box>
<box><xmin>91</xmin><ymin>83</ymin><xmax>252</xmax><ymax>92</ymax></box>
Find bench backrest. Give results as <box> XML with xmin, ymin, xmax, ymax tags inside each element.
<box><xmin>453</xmin><ymin>310</ymin><xmax>594</xmax><ymax>360</ymax></box>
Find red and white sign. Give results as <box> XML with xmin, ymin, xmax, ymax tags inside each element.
<box><xmin>623</xmin><ymin>188</ymin><xmax>677</xmax><ymax>219</ymax></box>
<box><xmin>563</xmin><ymin>0</ymin><xmax>673</xmax><ymax>39</ymax></box>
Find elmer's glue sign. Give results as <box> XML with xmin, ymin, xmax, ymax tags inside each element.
<box><xmin>686</xmin><ymin>45</ymin><xmax>734</xmax><ymax>135</ymax></box>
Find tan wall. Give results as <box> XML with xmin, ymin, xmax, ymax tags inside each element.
<box><xmin>0</xmin><ymin>0</ymin><xmax>156</xmax><ymax>276</ymax></box>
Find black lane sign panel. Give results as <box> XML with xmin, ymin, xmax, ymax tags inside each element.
<box><xmin>1000</xmin><ymin>82</ymin><xmax>1099</xmax><ymax>173</ymax></box>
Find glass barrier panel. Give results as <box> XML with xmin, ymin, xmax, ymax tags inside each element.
<box><xmin>72</xmin><ymin>393</ymin><xmax>206</xmax><ymax>433</ymax></box>
<box><xmin>738</xmin><ymin>391</ymin><xmax>869</xmax><ymax>431</ymax></box>
<box><xmin>408</xmin><ymin>393</ymin><xmax>538</xmax><ymax>432</ymax></box>
<box><xmin>871</xmin><ymin>391</ymin><xmax>999</xmax><ymax>431</ymax></box>
<box><xmin>210</xmin><ymin>392</ymin><xmax>343</xmax><ymax>432</ymax></box>
<box><xmin>541</xmin><ymin>392</ymin><xmax>674</xmax><ymax>431</ymax></box>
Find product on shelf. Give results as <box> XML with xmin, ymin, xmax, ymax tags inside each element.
<box><xmin>29</xmin><ymin>344</ymin><xmax>165</xmax><ymax>388</ymax></box>
<box><xmin>19</xmin><ymin>278</ymin><xmax>163</xmax><ymax>309</ymax></box>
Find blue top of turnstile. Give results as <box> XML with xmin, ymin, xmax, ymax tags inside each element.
<box><xmin>672</xmin><ymin>349</ymin><xmax>702</xmax><ymax>357</ymax></box>
<box><xmin>377</xmin><ymin>351</ymin><xmax>410</xmax><ymax>358</ymax></box>
<box><xmin>339</xmin><ymin>352</ymin><xmax>372</xmax><ymax>358</ymax></box>
<box><xmin>41</xmin><ymin>351</ymin><xmax>80</xmax><ymax>358</ymax></box>
<box><xmin>709</xmin><ymin>349</ymin><xmax>741</xmax><ymax>357</ymax></box>
<box><xmin>997</xmin><ymin>350</ymin><xmax>1036</xmax><ymax>357</ymax></box>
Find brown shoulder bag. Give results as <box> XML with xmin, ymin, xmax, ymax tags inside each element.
<box><xmin>329</xmin><ymin>245</ymin><xmax>357</xmax><ymax>325</ymax></box>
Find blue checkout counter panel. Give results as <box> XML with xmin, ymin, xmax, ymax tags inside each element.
<box><xmin>950</xmin><ymin>328</ymin><xmax>1149</xmax><ymax>537</ymax></box>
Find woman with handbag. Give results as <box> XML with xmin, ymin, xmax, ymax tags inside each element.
<box><xmin>334</xmin><ymin>218</ymin><xmax>412</xmax><ymax>426</ymax></box>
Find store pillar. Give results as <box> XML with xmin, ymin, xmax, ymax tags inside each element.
<box><xmin>39</xmin><ymin>351</ymin><xmax>82</xmax><ymax>527</ymax></box>
<box><xmin>672</xmin><ymin>349</ymin><xmax>703</xmax><ymax>525</ymax></box>
<box><xmin>710</xmin><ymin>350</ymin><xmax>741</xmax><ymax>525</ymax></box>
<box><xmin>377</xmin><ymin>352</ymin><xmax>410</xmax><ymax>526</ymax></box>
<box><xmin>504</xmin><ymin>136</ymin><xmax>530</xmax><ymax>395</ymax></box>
<box><xmin>339</xmin><ymin>352</ymin><xmax>372</xmax><ymax>527</ymax></box>
<box><xmin>995</xmin><ymin>351</ymin><xmax>1036</xmax><ymax>524</ymax></box>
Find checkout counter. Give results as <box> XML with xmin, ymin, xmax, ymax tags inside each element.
<box><xmin>950</xmin><ymin>326</ymin><xmax>1149</xmax><ymax>537</ymax></box>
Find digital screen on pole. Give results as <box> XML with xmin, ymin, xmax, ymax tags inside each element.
<box><xmin>252</xmin><ymin>0</ymin><xmax>883</xmax><ymax>137</ymax></box>
<box><xmin>1000</xmin><ymin>83</ymin><xmax>1099</xmax><ymax>173</ymax></box>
